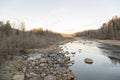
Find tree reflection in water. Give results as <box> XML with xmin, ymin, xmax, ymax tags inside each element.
<box><xmin>108</xmin><ymin>56</ymin><xmax>120</xmax><ymax>64</ymax></box>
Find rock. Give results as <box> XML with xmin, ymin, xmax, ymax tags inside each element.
<box><xmin>64</xmin><ymin>56</ymin><xmax>70</xmax><ymax>61</ymax></box>
<box><xmin>71</xmin><ymin>52</ymin><xmax>76</xmax><ymax>54</ymax></box>
<box><xmin>53</xmin><ymin>71</ymin><xmax>57</xmax><ymax>75</ymax></box>
<box><xmin>44</xmin><ymin>75</ymin><xmax>56</xmax><ymax>80</ymax></box>
<box><xmin>31</xmin><ymin>61</ymin><xmax>36</xmax><ymax>66</ymax></box>
<box><xmin>25</xmin><ymin>73</ymin><xmax>32</xmax><ymax>78</ymax></box>
<box><xmin>84</xmin><ymin>58</ymin><xmax>93</xmax><ymax>64</ymax></box>
<box><xmin>12</xmin><ymin>74</ymin><xmax>24</xmax><ymax>80</ymax></box>
<box><xmin>22</xmin><ymin>66</ymin><xmax>26</xmax><ymax>73</ymax></box>
<box><xmin>30</xmin><ymin>72</ymin><xmax>39</xmax><ymax>76</ymax></box>
<box><xmin>41</xmin><ymin>73</ymin><xmax>46</xmax><ymax>77</ymax></box>
<box><xmin>67</xmin><ymin>72</ymin><xmax>74</xmax><ymax>80</ymax></box>
<box><xmin>22</xmin><ymin>52</ymin><xmax>75</xmax><ymax>80</ymax></box>
<box><xmin>78</xmin><ymin>49</ymin><xmax>82</xmax><ymax>53</ymax></box>
<box><xmin>65</xmin><ymin>51</ymin><xmax>69</xmax><ymax>55</ymax></box>
<box><xmin>67</xmin><ymin>60</ymin><xmax>74</xmax><ymax>66</ymax></box>
<box><xmin>15</xmin><ymin>63</ymin><xmax>21</xmax><ymax>68</ymax></box>
<box><xmin>19</xmin><ymin>49</ymin><xmax>27</xmax><ymax>54</ymax></box>
<box><xmin>39</xmin><ymin>58</ymin><xmax>47</xmax><ymax>63</ymax></box>
<box><xmin>40</xmin><ymin>63</ymin><xmax>45</xmax><ymax>66</ymax></box>
<box><xmin>13</xmin><ymin>56</ymin><xmax>24</xmax><ymax>60</ymax></box>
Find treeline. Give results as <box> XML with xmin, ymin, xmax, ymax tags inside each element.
<box><xmin>0</xmin><ymin>21</ymin><xmax>64</xmax><ymax>56</ymax></box>
<box><xmin>76</xmin><ymin>16</ymin><xmax>120</xmax><ymax>40</ymax></box>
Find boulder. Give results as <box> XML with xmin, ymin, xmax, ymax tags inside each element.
<box><xmin>12</xmin><ymin>74</ymin><xmax>24</xmax><ymax>80</ymax></box>
<box><xmin>44</xmin><ymin>75</ymin><xmax>56</xmax><ymax>80</ymax></box>
<box><xmin>67</xmin><ymin>72</ymin><xmax>74</xmax><ymax>80</ymax></box>
<box><xmin>67</xmin><ymin>60</ymin><xmax>74</xmax><ymax>66</ymax></box>
<box><xmin>84</xmin><ymin>58</ymin><xmax>93</xmax><ymax>64</ymax></box>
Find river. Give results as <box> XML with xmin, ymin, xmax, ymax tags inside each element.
<box><xmin>60</xmin><ymin>39</ymin><xmax>120</xmax><ymax>80</ymax></box>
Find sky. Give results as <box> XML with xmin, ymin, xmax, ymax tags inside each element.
<box><xmin>0</xmin><ymin>0</ymin><xmax>120</xmax><ymax>34</ymax></box>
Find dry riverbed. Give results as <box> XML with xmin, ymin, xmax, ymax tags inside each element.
<box><xmin>0</xmin><ymin>38</ymin><xmax>75</xmax><ymax>80</ymax></box>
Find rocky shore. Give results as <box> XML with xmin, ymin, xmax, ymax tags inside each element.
<box><xmin>24</xmin><ymin>52</ymin><xmax>74</xmax><ymax>80</ymax></box>
<box><xmin>0</xmin><ymin>51</ymin><xmax>74</xmax><ymax>80</ymax></box>
<box><xmin>0</xmin><ymin>38</ymin><xmax>74</xmax><ymax>80</ymax></box>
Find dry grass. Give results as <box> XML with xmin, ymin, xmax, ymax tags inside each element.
<box><xmin>0</xmin><ymin>29</ymin><xmax>64</xmax><ymax>64</ymax></box>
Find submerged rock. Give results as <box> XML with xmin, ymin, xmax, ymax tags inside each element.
<box><xmin>71</xmin><ymin>52</ymin><xmax>76</xmax><ymax>54</ymax></box>
<box><xmin>84</xmin><ymin>58</ymin><xmax>93</xmax><ymax>64</ymax></box>
<box><xmin>78</xmin><ymin>49</ymin><xmax>82</xmax><ymax>53</ymax></box>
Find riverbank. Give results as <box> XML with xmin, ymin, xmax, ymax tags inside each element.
<box><xmin>0</xmin><ymin>38</ymin><xmax>75</xmax><ymax>80</ymax></box>
<box><xmin>23</xmin><ymin>38</ymin><xmax>75</xmax><ymax>53</ymax></box>
<box><xmin>98</xmin><ymin>40</ymin><xmax>120</xmax><ymax>46</ymax></box>
<box><xmin>74</xmin><ymin>37</ymin><xmax>120</xmax><ymax>47</ymax></box>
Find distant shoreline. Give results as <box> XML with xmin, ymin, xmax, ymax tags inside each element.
<box><xmin>74</xmin><ymin>37</ymin><xmax>120</xmax><ymax>47</ymax></box>
<box><xmin>98</xmin><ymin>40</ymin><xmax>120</xmax><ymax>46</ymax></box>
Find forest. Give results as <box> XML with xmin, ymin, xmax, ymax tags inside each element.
<box><xmin>76</xmin><ymin>16</ymin><xmax>120</xmax><ymax>40</ymax></box>
<box><xmin>0</xmin><ymin>21</ymin><xmax>64</xmax><ymax>62</ymax></box>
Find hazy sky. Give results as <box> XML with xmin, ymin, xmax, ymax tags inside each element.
<box><xmin>0</xmin><ymin>0</ymin><xmax>120</xmax><ymax>33</ymax></box>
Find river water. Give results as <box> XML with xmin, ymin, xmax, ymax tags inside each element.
<box><xmin>60</xmin><ymin>40</ymin><xmax>120</xmax><ymax>80</ymax></box>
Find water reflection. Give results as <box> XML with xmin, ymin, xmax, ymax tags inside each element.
<box><xmin>98</xmin><ymin>44</ymin><xmax>120</xmax><ymax>65</ymax></box>
<box><xmin>107</xmin><ymin>56</ymin><xmax>120</xmax><ymax>64</ymax></box>
<box><xmin>60</xmin><ymin>40</ymin><xmax>120</xmax><ymax>80</ymax></box>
